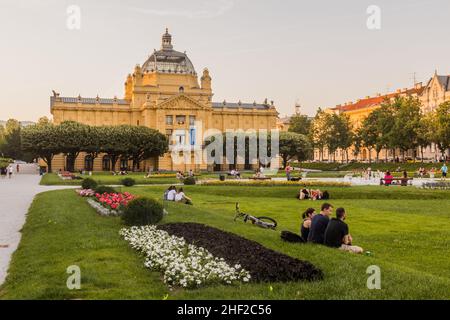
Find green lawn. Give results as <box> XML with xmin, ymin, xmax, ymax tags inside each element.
<box><xmin>1</xmin><ymin>185</ymin><xmax>450</xmax><ymax>300</ymax></box>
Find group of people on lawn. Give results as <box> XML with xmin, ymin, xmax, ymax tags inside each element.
<box><xmin>300</xmin><ymin>203</ymin><xmax>363</xmax><ymax>254</ymax></box>
<box><xmin>164</xmin><ymin>186</ymin><xmax>193</xmax><ymax>205</ymax></box>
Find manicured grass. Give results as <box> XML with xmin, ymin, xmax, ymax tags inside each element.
<box><xmin>39</xmin><ymin>173</ymin><xmax>179</xmax><ymax>186</ymax></box>
<box><xmin>1</xmin><ymin>186</ymin><xmax>450</xmax><ymax>299</ymax></box>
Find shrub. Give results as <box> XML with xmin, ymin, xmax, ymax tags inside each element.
<box><xmin>122</xmin><ymin>197</ymin><xmax>164</xmax><ymax>226</ymax></box>
<box><xmin>184</xmin><ymin>176</ymin><xmax>196</xmax><ymax>185</ymax></box>
<box><xmin>82</xmin><ymin>178</ymin><xmax>98</xmax><ymax>190</ymax></box>
<box><xmin>94</xmin><ymin>185</ymin><xmax>117</xmax><ymax>194</ymax></box>
<box><xmin>122</xmin><ymin>177</ymin><xmax>136</xmax><ymax>187</ymax></box>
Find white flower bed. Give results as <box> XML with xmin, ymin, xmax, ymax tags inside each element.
<box><xmin>120</xmin><ymin>226</ymin><xmax>251</xmax><ymax>288</ymax></box>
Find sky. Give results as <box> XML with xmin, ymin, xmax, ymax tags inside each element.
<box><xmin>0</xmin><ymin>0</ymin><xmax>449</xmax><ymax>121</ymax></box>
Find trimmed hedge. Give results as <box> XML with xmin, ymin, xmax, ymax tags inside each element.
<box><xmin>122</xmin><ymin>197</ymin><xmax>164</xmax><ymax>226</ymax></box>
<box><xmin>81</xmin><ymin>178</ymin><xmax>98</xmax><ymax>190</ymax></box>
<box><xmin>121</xmin><ymin>177</ymin><xmax>136</xmax><ymax>187</ymax></box>
<box><xmin>94</xmin><ymin>185</ymin><xmax>117</xmax><ymax>194</ymax></box>
<box><xmin>184</xmin><ymin>176</ymin><xmax>196</xmax><ymax>185</ymax></box>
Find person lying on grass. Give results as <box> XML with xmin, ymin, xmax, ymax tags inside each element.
<box><xmin>324</xmin><ymin>207</ymin><xmax>363</xmax><ymax>254</ymax></box>
<box><xmin>300</xmin><ymin>208</ymin><xmax>316</xmax><ymax>242</ymax></box>
<box><xmin>175</xmin><ymin>188</ymin><xmax>193</xmax><ymax>205</ymax></box>
<box><xmin>299</xmin><ymin>188</ymin><xmax>328</xmax><ymax>200</ymax></box>
<box><xmin>307</xmin><ymin>203</ymin><xmax>333</xmax><ymax>244</ymax></box>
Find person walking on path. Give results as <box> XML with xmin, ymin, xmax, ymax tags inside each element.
<box><xmin>16</xmin><ymin>164</ymin><xmax>20</xmax><ymax>174</ymax></box>
<box><xmin>285</xmin><ymin>164</ymin><xmax>293</xmax><ymax>181</ymax></box>
<box><xmin>441</xmin><ymin>163</ymin><xmax>448</xmax><ymax>180</ymax></box>
<box><xmin>8</xmin><ymin>166</ymin><xmax>13</xmax><ymax>179</ymax></box>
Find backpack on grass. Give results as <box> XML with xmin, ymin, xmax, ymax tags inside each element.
<box><xmin>281</xmin><ymin>231</ymin><xmax>305</xmax><ymax>243</ymax></box>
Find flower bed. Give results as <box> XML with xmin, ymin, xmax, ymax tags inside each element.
<box><xmin>76</xmin><ymin>189</ymin><xmax>95</xmax><ymax>197</ymax></box>
<box><xmin>120</xmin><ymin>226</ymin><xmax>251</xmax><ymax>288</ymax></box>
<box><xmin>77</xmin><ymin>189</ymin><xmax>136</xmax><ymax>216</ymax></box>
<box><xmin>200</xmin><ymin>180</ymin><xmax>350</xmax><ymax>187</ymax></box>
<box><xmin>95</xmin><ymin>192</ymin><xmax>135</xmax><ymax>211</ymax></box>
<box><xmin>158</xmin><ymin>223</ymin><xmax>323</xmax><ymax>283</ymax></box>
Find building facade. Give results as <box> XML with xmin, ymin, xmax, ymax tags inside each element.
<box><xmin>307</xmin><ymin>71</ymin><xmax>449</xmax><ymax>162</ymax></box>
<box><xmin>49</xmin><ymin>29</ymin><xmax>279</xmax><ymax>172</ymax></box>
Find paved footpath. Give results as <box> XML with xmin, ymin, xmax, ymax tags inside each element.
<box><xmin>0</xmin><ymin>165</ymin><xmax>74</xmax><ymax>285</ymax></box>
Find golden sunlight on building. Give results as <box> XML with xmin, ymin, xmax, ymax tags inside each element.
<box><xmin>313</xmin><ymin>71</ymin><xmax>450</xmax><ymax>162</ymax></box>
<box><xmin>49</xmin><ymin>29</ymin><xmax>279</xmax><ymax>172</ymax></box>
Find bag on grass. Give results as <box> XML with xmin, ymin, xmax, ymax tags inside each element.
<box><xmin>281</xmin><ymin>231</ymin><xmax>304</xmax><ymax>243</ymax></box>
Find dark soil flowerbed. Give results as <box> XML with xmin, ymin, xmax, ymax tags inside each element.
<box><xmin>158</xmin><ymin>223</ymin><xmax>323</xmax><ymax>283</ymax></box>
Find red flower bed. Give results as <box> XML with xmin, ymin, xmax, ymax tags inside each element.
<box><xmin>95</xmin><ymin>192</ymin><xmax>135</xmax><ymax>211</ymax></box>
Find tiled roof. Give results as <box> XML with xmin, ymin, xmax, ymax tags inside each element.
<box><xmin>51</xmin><ymin>96</ymin><xmax>130</xmax><ymax>106</ymax></box>
<box><xmin>212</xmin><ymin>102</ymin><xmax>270</xmax><ymax>110</ymax></box>
<box><xmin>331</xmin><ymin>86</ymin><xmax>425</xmax><ymax>113</ymax></box>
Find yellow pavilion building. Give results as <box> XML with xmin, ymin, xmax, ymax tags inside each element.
<box><xmin>49</xmin><ymin>29</ymin><xmax>279</xmax><ymax>172</ymax></box>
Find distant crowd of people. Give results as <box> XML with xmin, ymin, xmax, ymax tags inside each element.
<box><xmin>300</xmin><ymin>203</ymin><xmax>363</xmax><ymax>254</ymax></box>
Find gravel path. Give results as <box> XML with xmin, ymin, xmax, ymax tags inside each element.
<box><xmin>0</xmin><ymin>166</ymin><xmax>75</xmax><ymax>285</ymax></box>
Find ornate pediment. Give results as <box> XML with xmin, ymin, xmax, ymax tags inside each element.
<box><xmin>156</xmin><ymin>94</ymin><xmax>209</xmax><ymax>110</ymax></box>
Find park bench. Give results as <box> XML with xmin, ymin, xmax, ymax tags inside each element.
<box><xmin>380</xmin><ymin>178</ymin><xmax>413</xmax><ymax>186</ymax></box>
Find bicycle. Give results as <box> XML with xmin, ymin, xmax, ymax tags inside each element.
<box><xmin>233</xmin><ymin>203</ymin><xmax>277</xmax><ymax>230</ymax></box>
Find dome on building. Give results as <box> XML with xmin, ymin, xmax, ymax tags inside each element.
<box><xmin>142</xmin><ymin>29</ymin><xmax>196</xmax><ymax>75</ymax></box>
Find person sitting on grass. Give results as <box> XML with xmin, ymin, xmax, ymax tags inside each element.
<box><xmin>175</xmin><ymin>188</ymin><xmax>193</xmax><ymax>205</ymax></box>
<box><xmin>307</xmin><ymin>203</ymin><xmax>333</xmax><ymax>244</ymax></box>
<box><xmin>384</xmin><ymin>171</ymin><xmax>394</xmax><ymax>185</ymax></box>
<box><xmin>324</xmin><ymin>207</ymin><xmax>363</xmax><ymax>254</ymax></box>
<box><xmin>300</xmin><ymin>208</ymin><xmax>316</xmax><ymax>242</ymax></box>
<box><xmin>166</xmin><ymin>186</ymin><xmax>177</xmax><ymax>201</ymax></box>
<box><xmin>176</xmin><ymin>171</ymin><xmax>185</xmax><ymax>181</ymax></box>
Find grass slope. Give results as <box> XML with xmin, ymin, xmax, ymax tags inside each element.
<box><xmin>1</xmin><ymin>186</ymin><xmax>450</xmax><ymax>300</ymax></box>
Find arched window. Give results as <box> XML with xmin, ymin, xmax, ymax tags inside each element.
<box><xmin>179</xmin><ymin>86</ymin><xmax>184</xmax><ymax>93</ymax></box>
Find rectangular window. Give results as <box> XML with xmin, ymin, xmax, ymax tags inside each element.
<box><xmin>166</xmin><ymin>115</ymin><xmax>173</xmax><ymax>125</ymax></box>
<box><xmin>165</xmin><ymin>129</ymin><xmax>173</xmax><ymax>145</ymax></box>
<box><xmin>176</xmin><ymin>115</ymin><xmax>186</xmax><ymax>125</ymax></box>
<box><xmin>190</xmin><ymin>128</ymin><xmax>196</xmax><ymax>146</ymax></box>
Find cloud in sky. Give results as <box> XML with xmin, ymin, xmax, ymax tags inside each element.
<box><xmin>130</xmin><ymin>0</ymin><xmax>234</xmax><ymax>19</ymax></box>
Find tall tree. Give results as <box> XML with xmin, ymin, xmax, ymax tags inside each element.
<box><xmin>310</xmin><ymin>109</ymin><xmax>330</xmax><ymax>161</ymax></box>
<box><xmin>1</xmin><ymin>119</ymin><xmax>23</xmax><ymax>160</ymax></box>
<box><xmin>127</xmin><ymin>126</ymin><xmax>169</xmax><ymax>171</ymax></box>
<box><xmin>57</xmin><ymin>121</ymin><xmax>90</xmax><ymax>172</ymax></box>
<box><xmin>335</xmin><ymin>114</ymin><xmax>353</xmax><ymax>163</ymax></box>
<box><xmin>288</xmin><ymin>114</ymin><xmax>312</xmax><ymax>136</ymax></box>
<box><xmin>21</xmin><ymin>123</ymin><xmax>61</xmax><ymax>172</ymax></box>
<box><xmin>434</xmin><ymin>101</ymin><xmax>450</xmax><ymax>158</ymax></box>
<box><xmin>358</xmin><ymin>116</ymin><xmax>378</xmax><ymax>163</ymax></box>
<box><xmin>279</xmin><ymin>132</ymin><xmax>312</xmax><ymax>168</ymax></box>
<box><xmin>389</xmin><ymin>97</ymin><xmax>422</xmax><ymax>161</ymax></box>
